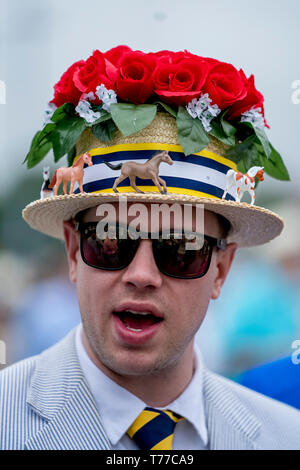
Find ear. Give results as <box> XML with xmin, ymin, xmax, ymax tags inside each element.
<box><xmin>211</xmin><ymin>243</ymin><xmax>237</xmax><ymax>300</ymax></box>
<box><xmin>63</xmin><ymin>220</ymin><xmax>80</xmax><ymax>284</ymax></box>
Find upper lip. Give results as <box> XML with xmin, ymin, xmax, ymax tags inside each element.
<box><xmin>113</xmin><ymin>302</ymin><xmax>164</xmax><ymax>319</ymax></box>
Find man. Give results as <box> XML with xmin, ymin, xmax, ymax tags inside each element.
<box><xmin>1</xmin><ymin>46</ymin><xmax>300</xmax><ymax>450</ymax></box>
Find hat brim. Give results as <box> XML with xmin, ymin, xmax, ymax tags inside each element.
<box><xmin>22</xmin><ymin>191</ymin><xmax>284</xmax><ymax>247</ymax></box>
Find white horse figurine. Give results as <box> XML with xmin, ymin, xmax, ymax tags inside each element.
<box><xmin>40</xmin><ymin>166</ymin><xmax>54</xmax><ymax>199</ymax></box>
<box><xmin>222</xmin><ymin>166</ymin><xmax>264</xmax><ymax>205</ymax></box>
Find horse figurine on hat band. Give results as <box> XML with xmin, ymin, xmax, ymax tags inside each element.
<box><xmin>104</xmin><ymin>150</ymin><xmax>173</xmax><ymax>194</ymax></box>
<box><xmin>49</xmin><ymin>152</ymin><xmax>93</xmax><ymax>196</ymax></box>
<box><xmin>222</xmin><ymin>166</ymin><xmax>264</xmax><ymax>205</ymax></box>
<box><xmin>40</xmin><ymin>166</ymin><xmax>54</xmax><ymax>199</ymax></box>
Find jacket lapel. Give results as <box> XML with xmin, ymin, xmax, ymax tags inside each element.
<box><xmin>203</xmin><ymin>368</ymin><xmax>262</xmax><ymax>450</ymax></box>
<box><xmin>25</xmin><ymin>328</ymin><xmax>112</xmax><ymax>450</ymax></box>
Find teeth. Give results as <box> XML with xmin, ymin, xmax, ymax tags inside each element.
<box><xmin>126</xmin><ymin>310</ymin><xmax>152</xmax><ymax>316</ymax></box>
<box><xmin>126</xmin><ymin>325</ymin><xmax>143</xmax><ymax>332</ymax></box>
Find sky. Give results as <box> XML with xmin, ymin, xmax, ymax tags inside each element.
<box><xmin>0</xmin><ymin>0</ymin><xmax>299</xmax><ymax>201</ymax></box>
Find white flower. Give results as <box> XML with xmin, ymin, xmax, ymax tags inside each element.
<box><xmin>186</xmin><ymin>99</ymin><xmax>199</xmax><ymax>118</ymax></box>
<box><xmin>75</xmin><ymin>99</ymin><xmax>101</xmax><ymax>124</ymax></box>
<box><xmin>83</xmin><ymin>91</ymin><xmax>96</xmax><ymax>101</ymax></box>
<box><xmin>43</xmin><ymin>102</ymin><xmax>57</xmax><ymax>125</ymax></box>
<box><xmin>186</xmin><ymin>94</ymin><xmax>220</xmax><ymax>132</ymax></box>
<box><xmin>95</xmin><ymin>83</ymin><xmax>117</xmax><ymax>112</ymax></box>
<box><xmin>241</xmin><ymin>106</ymin><xmax>265</xmax><ymax>130</ymax></box>
<box><xmin>201</xmin><ymin>113</ymin><xmax>213</xmax><ymax>133</ymax></box>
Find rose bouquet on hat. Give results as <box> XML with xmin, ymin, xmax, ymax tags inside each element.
<box><xmin>24</xmin><ymin>45</ymin><xmax>289</xmax><ymax>183</ymax></box>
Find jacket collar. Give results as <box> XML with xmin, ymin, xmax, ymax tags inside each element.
<box><xmin>202</xmin><ymin>367</ymin><xmax>262</xmax><ymax>450</ymax></box>
<box><xmin>25</xmin><ymin>327</ymin><xmax>261</xmax><ymax>450</ymax></box>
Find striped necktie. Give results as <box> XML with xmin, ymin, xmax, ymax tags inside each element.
<box><xmin>126</xmin><ymin>407</ymin><xmax>184</xmax><ymax>450</ymax></box>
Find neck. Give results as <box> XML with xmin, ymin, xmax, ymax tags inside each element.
<box><xmin>73</xmin><ymin>157</ymin><xmax>83</xmax><ymax>168</ymax></box>
<box><xmin>82</xmin><ymin>330</ymin><xmax>195</xmax><ymax>407</ymax></box>
<box><xmin>151</xmin><ymin>156</ymin><xmax>161</xmax><ymax>169</ymax></box>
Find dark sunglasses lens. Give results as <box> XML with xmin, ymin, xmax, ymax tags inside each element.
<box><xmin>81</xmin><ymin>229</ymin><xmax>138</xmax><ymax>270</ymax></box>
<box><xmin>153</xmin><ymin>237</ymin><xmax>212</xmax><ymax>278</ymax></box>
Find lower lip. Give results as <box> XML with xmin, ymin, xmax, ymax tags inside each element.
<box><xmin>113</xmin><ymin>313</ymin><xmax>163</xmax><ymax>345</ymax></box>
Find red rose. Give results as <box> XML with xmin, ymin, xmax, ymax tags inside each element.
<box><xmin>116</xmin><ymin>51</ymin><xmax>157</xmax><ymax>104</ymax></box>
<box><xmin>51</xmin><ymin>60</ymin><xmax>85</xmax><ymax>107</ymax></box>
<box><xmin>202</xmin><ymin>62</ymin><xmax>247</xmax><ymax>109</ymax></box>
<box><xmin>152</xmin><ymin>50</ymin><xmax>191</xmax><ymax>63</ymax></box>
<box><xmin>73</xmin><ymin>50</ymin><xmax>116</xmax><ymax>97</ymax></box>
<box><xmin>104</xmin><ymin>45</ymin><xmax>132</xmax><ymax>67</ymax></box>
<box><xmin>153</xmin><ymin>55</ymin><xmax>211</xmax><ymax>106</ymax></box>
<box><xmin>226</xmin><ymin>74</ymin><xmax>265</xmax><ymax>120</ymax></box>
<box><xmin>152</xmin><ymin>50</ymin><xmax>218</xmax><ymax>66</ymax></box>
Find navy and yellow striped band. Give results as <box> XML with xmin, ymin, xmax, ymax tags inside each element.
<box><xmin>73</xmin><ymin>143</ymin><xmax>237</xmax><ymax>200</ymax></box>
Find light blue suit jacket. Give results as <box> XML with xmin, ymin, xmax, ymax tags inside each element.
<box><xmin>1</xmin><ymin>327</ymin><xmax>300</xmax><ymax>450</ymax></box>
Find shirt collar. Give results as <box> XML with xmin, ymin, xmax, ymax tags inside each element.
<box><xmin>75</xmin><ymin>323</ymin><xmax>208</xmax><ymax>446</ymax></box>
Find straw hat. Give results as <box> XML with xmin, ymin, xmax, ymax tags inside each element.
<box><xmin>22</xmin><ymin>47</ymin><xmax>287</xmax><ymax>247</ymax></box>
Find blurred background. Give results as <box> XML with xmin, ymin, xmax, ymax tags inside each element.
<box><xmin>0</xmin><ymin>0</ymin><xmax>299</xmax><ymax>394</ymax></box>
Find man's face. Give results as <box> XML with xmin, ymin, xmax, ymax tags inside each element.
<box><xmin>64</xmin><ymin>202</ymin><xmax>236</xmax><ymax>379</ymax></box>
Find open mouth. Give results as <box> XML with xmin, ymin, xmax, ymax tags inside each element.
<box><xmin>113</xmin><ymin>310</ymin><xmax>163</xmax><ymax>332</ymax></box>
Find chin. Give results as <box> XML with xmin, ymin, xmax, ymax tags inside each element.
<box><xmin>104</xmin><ymin>351</ymin><xmax>168</xmax><ymax>377</ymax></box>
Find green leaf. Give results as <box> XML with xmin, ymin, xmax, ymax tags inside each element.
<box><xmin>220</xmin><ymin>111</ymin><xmax>236</xmax><ymax>140</ymax></box>
<box><xmin>36</xmin><ymin>123</ymin><xmax>56</xmax><ymax>143</ymax></box>
<box><xmin>239</xmin><ymin>122</ymin><xmax>271</xmax><ymax>159</ymax></box>
<box><xmin>110</xmin><ymin>103</ymin><xmax>157</xmax><ymax>136</ymax></box>
<box><xmin>236</xmin><ymin>159</ymin><xmax>248</xmax><ymax>173</ymax></box>
<box><xmin>23</xmin><ymin>123</ymin><xmax>56</xmax><ymax>166</ymax></box>
<box><xmin>91</xmin><ymin>119</ymin><xmax>118</xmax><ymax>142</ymax></box>
<box><xmin>23</xmin><ymin>131</ymin><xmax>42</xmax><ymax>164</ymax></box>
<box><xmin>209</xmin><ymin>120</ymin><xmax>235</xmax><ymax>146</ymax></box>
<box><xmin>209</xmin><ymin>109</ymin><xmax>236</xmax><ymax>146</ymax></box>
<box><xmin>260</xmin><ymin>144</ymin><xmax>290</xmax><ymax>181</ymax></box>
<box><xmin>26</xmin><ymin>140</ymin><xmax>53</xmax><ymax>169</ymax></box>
<box><xmin>253</xmin><ymin>127</ymin><xmax>271</xmax><ymax>158</ymax></box>
<box><xmin>51</xmin><ymin>103</ymin><xmax>76</xmax><ymax>123</ymax></box>
<box><xmin>85</xmin><ymin>110</ymin><xmax>112</xmax><ymax>127</ymax></box>
<box><xmin>226</xmin><ymin>135</ymin><xmax>257</xmax><ymax>164</ymax></box>
<box><xmin>153</xmin><ymin>101</ymin><xmax>177</xmax><ymax>118</ymax></box>
<box><xmin>176</xmin><ymin>106</ymin><xmax>209</xmax><ymax>155</ymax></box>
<box><xmin>67</xmin><ymin>146</ymin><xmax>76</xmax><ymax>167</ymax></box>
<box><xmin>226</xmin><ymin>135</ymin><xmax>265</xmax><ymax>176</ymax></box>
<box><xmin>227</xmin><ymin>135</ymin><xmax>290</xmax><ymax>181</ymax></box>
<box><xmin>50</xmin><ymin>115</ymin><xmax>86</xmax><ymax>161</ymax></box>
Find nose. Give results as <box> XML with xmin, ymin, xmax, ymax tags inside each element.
<box><xmin>121</xmin><ymin>239</ymin><xmax>163</xmax><ymax>289</ymax></box>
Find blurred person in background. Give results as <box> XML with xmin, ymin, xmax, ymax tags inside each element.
<box><xmin>5</xmin><ymin>253</ymin><xmax>81</xmax><ymax>363</ymax></box>
<box><xmin>238</xmin><ymin>201</ymin><xmax>300</xmax><ymax>409</ymax></box>
<box><xmin>196</xmin><ymin>200</ymin><xmax>300</xmax><ymax>380</ymax></box>
<box><xmin>0</xmin><ymin>171</ymin><xmax>82</xmax><ymax>364</ymax></box>
<box><xmin>0</xmin><ymin>251</ymin><xmax>35</xmax><ymax>369</ymax></box>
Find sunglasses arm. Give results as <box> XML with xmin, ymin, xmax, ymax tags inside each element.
<box><xmin>216</xmin><ymin>239</ymin><xmax>227</xmax><ymax>251</ymax></box>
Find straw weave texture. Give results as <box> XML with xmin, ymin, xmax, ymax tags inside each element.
<box><xmin>76</xmin><ymin>112</ymin><xmax>229</xmax><ymax>157</ymax></box>
<box><xmin>22</xmin><ymin>191</ymin><xmax>284</xmax><ymax>247</ymax></box>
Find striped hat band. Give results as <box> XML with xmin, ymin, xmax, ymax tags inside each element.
<box><xmin>72</xmin><ymin>142</ymin><xmax>237</xmax><ymax>200</ymax></box>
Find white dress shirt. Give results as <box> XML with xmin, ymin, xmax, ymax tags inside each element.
<box><xmin>75</xmin><ymin>323</ymin><xmax>208</xmax><ymax>450</ymax></box>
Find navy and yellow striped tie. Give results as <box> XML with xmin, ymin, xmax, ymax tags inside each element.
<box><xmin>126</xmin><ymin>407</ymin><xmax>184</xmax><ymax>450</ymax></box>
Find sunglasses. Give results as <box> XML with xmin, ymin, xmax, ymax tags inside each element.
<box><xmin>75</xmin><ymin>222</ymin><xmax>227</xmax><ymax>280</ymax></box>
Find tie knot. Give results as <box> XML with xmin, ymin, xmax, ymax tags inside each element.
<box><xmin>127</xmin><ymin>407</ymin><xmax>184</xmax><ymax>450</ymax></box>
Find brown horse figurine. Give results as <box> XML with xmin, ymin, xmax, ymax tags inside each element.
<box><xmin>104</xmin><ymin>150</ymin><xmax>173</xmax><ymax>194</ymax></box>
<box><xmin>49</xmin><ymin>152</ymin><xmax>93</xmax><ymax>196</ymax></box>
